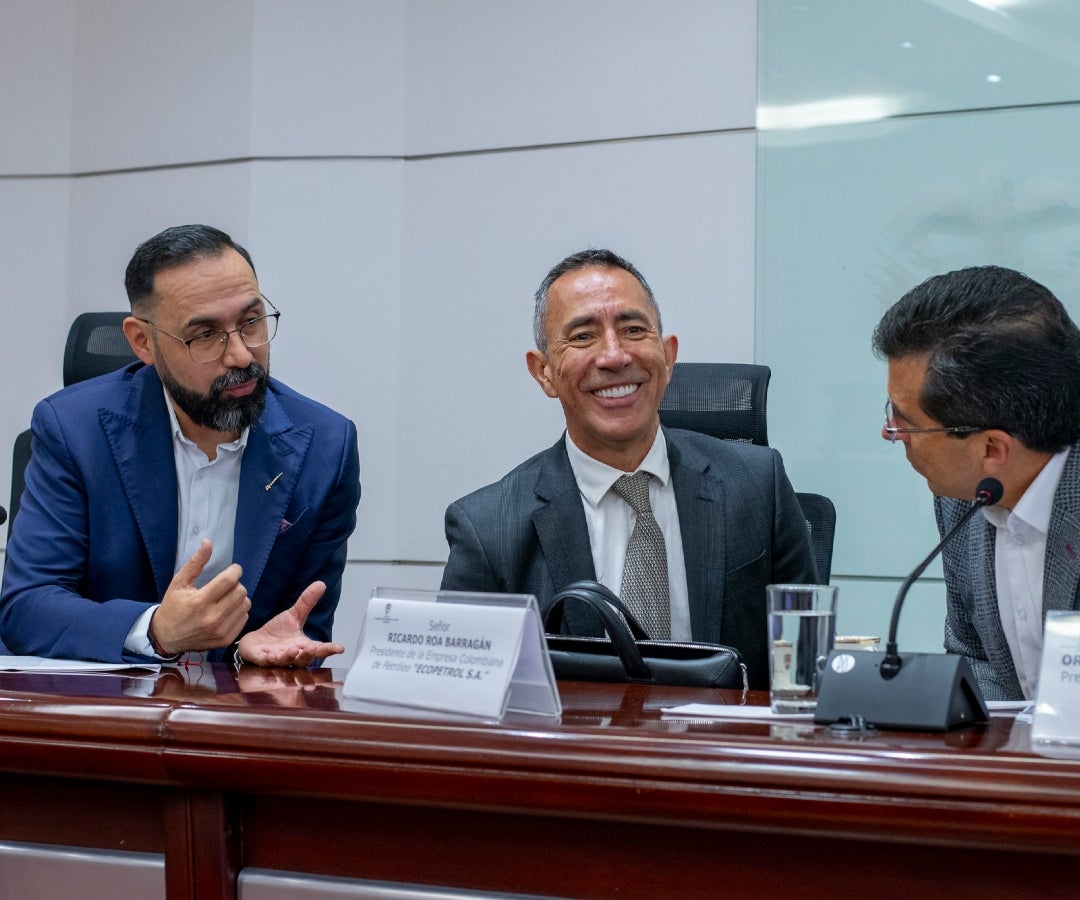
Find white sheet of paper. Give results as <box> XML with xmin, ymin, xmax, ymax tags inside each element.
<box><xmin>664</xmin><ymin>700</ymin><xmax>1030</xmax><ymax>724</ymax></box>
<box><xmin>0</xmin><ymin>656</ymin><xmax>160</xmax><ymax>674</ymax></box>
<box><xmin>661</xmin><ymin>703</ymin><xmax>813</xmax><ymax>721</ymax></box>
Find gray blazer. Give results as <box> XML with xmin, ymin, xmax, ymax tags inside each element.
<box><xmin>440</xmin><ymin>427</ymin><xmax>818</xmax><ymax>690</ymax></box>
<box><xmin>937</xmin><ymin>442</ymin><xmax>1080</xmax><ymax>700</ymax></box>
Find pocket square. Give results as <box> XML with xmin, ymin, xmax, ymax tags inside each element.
<box><xmin>278</xmin><ymin>508</ymin><xmax>309</xmax><ymax>534</ymax></box>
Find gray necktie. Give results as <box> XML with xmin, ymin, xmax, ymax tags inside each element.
<box><xmin>611</xmin><ymin>471</ymin><xmax>671</xmax><ymax>639</ymax></box>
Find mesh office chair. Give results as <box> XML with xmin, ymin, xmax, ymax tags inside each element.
<box><xmin>658</xmin><ymin>361</ymin><xmax>836</xmax><ymax>582</ymax></box>
<box><xmin>62</xmin><ymin>312</ymin><xmax>138</xmax><ymax>387</ymax></box>
<box><xmin>794</xmin><ymin>492</ymin><xmax>836</xmax><ymax>584</ymax></box>
<box><xmin>9</xmin><ymin>312</ymin><xmax>136</xmax><ymax>536</ymax></box>
<box><xmin>658</xmin><ymin>362</ymin><xmax>771</xmax><ymax>446</ymax></box>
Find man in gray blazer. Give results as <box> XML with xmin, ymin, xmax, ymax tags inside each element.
<box><xmin>874</xmin><ymin>265</ymin><xmax>1080</xmax><ymax>701</ymax></box>
<box><xmin>440</xmin><ymin>249</ymin><xmax>817</xmax><ymax>690</ymax></box>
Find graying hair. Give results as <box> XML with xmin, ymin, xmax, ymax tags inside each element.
<box><xmin>532</xmin><ymin>248</ymin><xmax>660</xmax><ymax>352</ymax></box>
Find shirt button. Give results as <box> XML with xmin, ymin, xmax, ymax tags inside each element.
<box><xmin>1018</xmin><ymin>609</ymin><xmax>1028</xmax><ymax>621</ymax></box>
<box><xmin>1013</xmin><ymin>532</ymin><xmax>1025</xmax><ymax>545</ymax></box>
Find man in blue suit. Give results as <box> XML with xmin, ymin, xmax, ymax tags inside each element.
<box><xmin>0</xmin><ymin>225</ymin><xmax>360</xmax><ymax>667</ymax></box>
<box><xmin>440</xmin><ymin>249</ymin><xmax>816</xmax><ymax>689</ymax></box>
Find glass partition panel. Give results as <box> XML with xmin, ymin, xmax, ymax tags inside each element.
<box><xmin>758</xmin><ymin>1</ymin><xmax>1080</xmax><ymax>586</ymax></box>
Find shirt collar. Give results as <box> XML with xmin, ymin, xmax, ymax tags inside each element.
<box><xmin>564</xmin><ymin>428</ymin><xmax>670</xmax><ymax>510</ymax></box>
<box><xmin>983</xmin><ymin>447</ymin><xmax>1070</xmax><ymax>534</ymax></box>
<box><xmin>162</xmin><ymin>385</ymin><xmax>249</xmax><ymax>454</ymax></box>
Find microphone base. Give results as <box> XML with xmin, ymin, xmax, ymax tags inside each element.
<box><xmin>814</xmin><ymin>650</ymin><xmax>989</xmax><ymax>732</ymax></box>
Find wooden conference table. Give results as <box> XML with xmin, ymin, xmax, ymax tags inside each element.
<box><xmin>0</xmin><ymin>663</ymin><xmax>1075</xmax><ymax>900</ymax></box>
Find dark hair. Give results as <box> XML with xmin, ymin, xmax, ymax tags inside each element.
<box><xmin>872</xmin><ymin>265</ymin><xmax>1080</xmax><ymax>452</ymax></box>
<box><xmin>533</xmin><ymin>248</ymin><xmax>660</xmax><ymax>352</ymax></box>
<box><xmin>124</xmin><ymin>224</ymin><xmax>256</xmax><ymax>313</ymax></box>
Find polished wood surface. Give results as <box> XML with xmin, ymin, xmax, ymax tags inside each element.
<box><xmin>0</xmin><ymin>664</ymin><xmax>1075</xmax><ymax>899</ymax></box>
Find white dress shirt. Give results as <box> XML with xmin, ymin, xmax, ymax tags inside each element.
<box><xmin>123</xmin><ymin>388</ymin><xmax>249</xmax><ymax>658</ymax></box>
<box><xmin>982</xmin><ymin>448</ymin><xmax>1070</xmax><ymax>699</ymax></box>
<box><xmin>564</xmin><ymin>429</ymin><xmax>691</xmax><ymax>640</ymax></box>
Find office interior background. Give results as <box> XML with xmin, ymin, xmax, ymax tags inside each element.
<box><xmin>2</xmin><ymin>0</ymin><xmax>1077</xmax><ymax>663</ymax></box>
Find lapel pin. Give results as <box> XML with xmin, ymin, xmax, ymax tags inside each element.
<box><xmin>1067</xmin><ymin>543</ymin><xmax>1077</xmax><ymax>561</ymax></box>
<box><xmin>265</xmin><ymin>472</ymin><xmax>283</xmax><ymax>491</ymax></box>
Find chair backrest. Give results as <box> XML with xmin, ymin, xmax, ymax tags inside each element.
<box><xmin>9</xmin><ymin>312</ymin><xmax>136</xmax><ymax>537</ymax></box>
<box><xmin>656</xmin><ymin>361</ymin><xmax>836</xmax><ymax>582</ymax></box>
<box><xmin>658</xmin><ymin>362</ymin><xmax>771</xmax><ymax>446</ymax></box>
<box><xmin>62</xmin><ymin>311</ymin><xmax>136</xmax><ymax>387</ymax></box>
<box><xmin>795</xmin><ymin>492</ymin><xmax>837</xmax><ymax>584</ymax></box>
<box><xmin>8</xmin><ymin>430</ymin><xmax>33</xmax><ymax>539</ymax></box>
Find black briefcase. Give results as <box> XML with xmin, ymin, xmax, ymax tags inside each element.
<box><xmin>543</xmin><ymin>581</ymin><xmax>746</xmax><ymax>690</ymax></box>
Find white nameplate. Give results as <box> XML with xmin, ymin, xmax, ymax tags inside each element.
<box><xmin>343</xmin><ymin>588</ymin><xmax>561</xmax><ymax>720</ymax></box>
<box><xmin>1032</xmin><ymin>611</ymin><xmax>1080</xmax><ymax>750</ymax></box>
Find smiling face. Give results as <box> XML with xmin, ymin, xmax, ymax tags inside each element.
<box><xmin>526</xmin><ymin>264</ymin><xmax>678</xmax><ymax>470</ymax></box>
<box><xmin>123</xmin><ymin>248</ymin><xmax>271</xmax><ymax>454</ymax></box>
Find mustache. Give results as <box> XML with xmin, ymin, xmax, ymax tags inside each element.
<box><xmin>211</xmin><ymin>362</ymin><xmax>268</xmax><ymax>394</ymax></box>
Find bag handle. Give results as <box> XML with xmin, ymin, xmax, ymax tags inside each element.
<box><xmin>544</xmin><ymin>581</ymin><xmax>653</xmax><ymax>682</ymax></box>
<box><xmin>545</xmin><ymin>580</ymin><xmax>652</xmax><ymax>638</ymax></box>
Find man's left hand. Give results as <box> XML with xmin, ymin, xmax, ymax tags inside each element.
<box><xmin>236</xmin><ymin>581</ymin><xmax>345</xmax><ymax>667</ymax></box>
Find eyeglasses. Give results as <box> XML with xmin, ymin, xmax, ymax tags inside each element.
<box><xmin>137</xmin><ymin>298</ymin><xmax>280</xmax><ymax>363</ymax></box>
<box><xmin>883</xmin><ymin>399</ymin><xmax>985</xmax><ymax>444</ymax></box>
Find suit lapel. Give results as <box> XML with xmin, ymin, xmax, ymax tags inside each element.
<box><xmin>1044</xmin><ymin>442</ymin><xmax>1080</xmax><ymax>613</ymax></box>
<box><xmin>667</xmin><ymin>432</ymin><xmax>725</xmax><ymax>643</ymax></box>
<box><xmin>967</xmin><ymin>513</ymin><xmax>1019</xmax><ymax>685</ymax></box>
<box><xmin>531</xmin><ymin>431</ymin><xmax>726</xmax><ymax>639</ymax></box>
<box><xmin>531</xmin><ymin>439</ymin><xmax>596</xmax><ymax>631</ymax></box>
<box><xmin>100</xmin><ymin>366</ymin><xmax>180</xmax><ymax>598</ymax></box>
<box><xmin>531</xmin><ymin>439</ymin><xmax>595</xmax><ymax>586</ymax></box>
<box><xmin>234</xmin><ymin>388</ymin><xmax>311</xmax><ymax>599</ymax></box>
<box><xmin>959</xmin><ymin>447</ymin><xmax>1080</xmax><ymax>698</ymax></box>
<box><xmin>100</xmin><ymin>371</ymin><xmax>310</xmax><ymax>602</ymax></box>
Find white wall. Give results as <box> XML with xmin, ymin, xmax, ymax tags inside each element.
<box><xmin>0</xmin><ymin>0</ymin><xmax>758</xmax><ymax>661</ymax></box>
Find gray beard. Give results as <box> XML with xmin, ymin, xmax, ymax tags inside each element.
<box><xmin>158</xmin><ymin>361</ymin><xmax>269</xmax><ymax>434</ymax></box>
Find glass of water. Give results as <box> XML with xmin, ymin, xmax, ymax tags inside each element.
<box><xmin>766</xmin><ymin>584</ymin><xmax>837</xmax><ymax>713</ymax></box>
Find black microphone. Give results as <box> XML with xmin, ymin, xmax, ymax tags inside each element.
<box><xmin>0</xmin><ymin>506</ymin><xmax>6</xmax><ymax>527</ymax></box>
<box><xmin>815</xmin><ymin>477</ymin><xmax>1002</xmax><ymax>732</ymax></box>
<box><xmin>879</xmin><ymin>477</ymin><xmax>1003</xmax><ymax>680</ymax></box>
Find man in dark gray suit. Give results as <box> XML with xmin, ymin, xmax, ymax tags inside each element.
<box><xmin>440</xmin><ymin>248</ymin><xmax>817</xmax><ymax>690</ymax></box>
<box><xmin>874</xmin><ymin>265</ymin><xmax>1080</xmax><ymax>701</ymax></box>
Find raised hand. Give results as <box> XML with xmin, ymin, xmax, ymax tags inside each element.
<box><xmin>236</xmin><ymin>580</ymin><xmax>345</xmax><ymax>667</ymax></box>
<box><xmin>151</xmin><ymin>539</ymin><xmax>251</xmax><ymax>655</ymax></box>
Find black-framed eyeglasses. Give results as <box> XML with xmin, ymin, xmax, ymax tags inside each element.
<box><xmin>883</xmin><ymin>399</ymin><xmax>984</xmax><ymax>444</ymax></box>
<box><xmin>137</xmin><ymin>298</ymin><xmax>280</xmax><ymax>364</ymax></box>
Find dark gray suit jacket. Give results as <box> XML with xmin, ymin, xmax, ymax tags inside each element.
<box><xmin>937</xmin><ymin>443</ymin><xmax>1080</xmax><ymax>700</ymax></box>
<box><xmin>440</xmin><ymin>428</ymin><xmax>818</xmax><ymax>690</ymax></box>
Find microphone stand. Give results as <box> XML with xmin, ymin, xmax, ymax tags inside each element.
<box><xmin>814</xmin><ymin>479</ymin><xmax>1001</xmax><ymax>731</ymax></box>
<box><xmin>880</xmin><ymin>484</ymin><xmax>998</xmax><ymax>680</ymax></box>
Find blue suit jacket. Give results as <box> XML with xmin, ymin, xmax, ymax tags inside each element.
<box><xmin>0</xmin><ymin>363</ymin><xmax>360</xmax><ymax>663</ymax></box>
<box><xmin>440</xmin><ymin>428</ymin><xmax>818</xmax><ymax>690</ymax></box>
